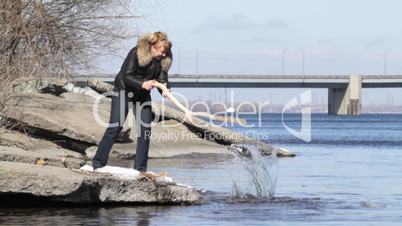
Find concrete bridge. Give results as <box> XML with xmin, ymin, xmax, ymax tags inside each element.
<box><xmin>73</xmin><ymin>74</ymin><xmax>402</xmax><ymax>115</ymax></box>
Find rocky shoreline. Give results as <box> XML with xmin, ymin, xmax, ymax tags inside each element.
<box><xmin>0</xmin><ymin>77</ymin><xmax>295</xmax><ymax>206</ymax></box>
<box><xmin>0</xmin><ymin>161</ymin><xmax>202</xmax><ymax>205</ymax></box>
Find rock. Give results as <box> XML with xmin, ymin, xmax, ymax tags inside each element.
<box><xmin>123</xmin><ymin>119</ymin><xmax>230</xmax><ymax>158</ymax></box>
<box><xmin>71</xmin><ymin>79</ymin><xmax>294</xmax><ymax>157</ymax></box>
<box><xmin>63</xmin><ymin>82</ymin><xmax>104</xmax><ymax>99</ymax></box>
<box><xmin>85</xmin><ymin>120</ymin><xmax>231</xmax><ymax>159</ymax></box>
<box><xmin>0</xmin><ymin>128</ymin><xmax>85</xmax><ymax>168</ymax></box>
<box><xmin>0</xmin><ymin>146</ymin><xmax>85</xmax><ymax>169</ymax></box>
<box><xmin>0</xmin><ymin>92</ymin><xmax>111</xmax><ymax>151</ymax></box>
<box><xmin>277</xmin><ymin>147</ymin><xmax>294</xmax><ymax>156</ymax></box>
<box><xmin>0</xmin><ymin>92</ymin><xmax>231</xmax><ymax>159</ymax></box>
<box><xmin>87</xmin><ymin>78</ymin><xmax>114</xmax><ymax>93</ymax></box>
<box><xmin>0</xmin><ymin>161</ymin><xmax>203</xmax><ymax>205</ymax></box>
<box><xmin>11</xmin><ymin>77</ymin><xmax>67</xmax><ymax>95</ymax></box>
<box><xmin>1</xmin><ymin>79</ymin><xmax>295</xmax><ymax>157</ymax></box>
<box><xmin>153</xmin><ymin>103</ymin><xmax>295</xmax><ymax>157</ymax></box>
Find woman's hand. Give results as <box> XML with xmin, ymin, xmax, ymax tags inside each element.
<box><xmin>141</xmin><ymin>80</ymin><xmax>156</xmax><ymax>90</ymax></box>
<box><xmin>157</xmin><ymin>82</ymin><xmax>170</xmax><ymax>98</ymax></box>
<box><xmin>162</xmin><ymin>89</ymin><xmax>170</xmax><ymax>98</ymax></box>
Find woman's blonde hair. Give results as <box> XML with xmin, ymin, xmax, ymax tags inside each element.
<box><xmin>149</xmin><ymin>31</ymin><xmax>172</xmax><ymax>50</ymax></box>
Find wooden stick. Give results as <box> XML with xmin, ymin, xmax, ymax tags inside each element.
<box><xmin>153</xmin><ymin>81</ymin><xmax>246</xmax><ymax>125</ymax></box>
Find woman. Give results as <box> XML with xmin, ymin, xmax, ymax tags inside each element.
<box><xmin>92</xmin><ymin>31</ymin><xmax>172</xmax><ymax>172</ymax></box>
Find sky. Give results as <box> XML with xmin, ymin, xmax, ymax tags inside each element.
<box><xmin>96</xmin><ymin>0</ymin><xmax>402</xmax><ymax>106</ymax></box>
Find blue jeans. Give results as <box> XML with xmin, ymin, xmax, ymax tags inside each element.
<box><xmin>92</xmin><ymin>90</ymin><xmax>153</xmax><ymax>172</ymax></box>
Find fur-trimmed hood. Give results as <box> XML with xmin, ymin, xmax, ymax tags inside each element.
<box><xmin>136</xmin><ymin>34</ymin><xmax>172</xmax><ymax>72</ymax></box>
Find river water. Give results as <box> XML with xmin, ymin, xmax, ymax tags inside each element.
<box><xmin>1</xmin><ymin>113</ymin><xmax>402</xmax><ymax>225</ymax></box>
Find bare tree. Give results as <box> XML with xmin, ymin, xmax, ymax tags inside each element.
<box><xmin>0</xmin><ymin>0</ymin><xmax>141</xmax><ymax>93</ymax></box>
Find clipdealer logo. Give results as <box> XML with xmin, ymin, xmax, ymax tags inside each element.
<box><xmin>281</xmin><ymin>89</ymin><xmax>312</xmax><ymax>142</ymax></box>
<box><xmin>91</xmin><ymin>89</ymin><xmax>312</xmax><ymax>142</ymax></box>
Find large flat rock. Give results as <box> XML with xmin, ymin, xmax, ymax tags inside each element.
<box><xmin>86</xmin><ymin>119</ymin><xmax>231</xmax><ymax>159</ymax></box>
<box><xmin>0</xmin><ymin>161</ymin><xmax>202</xmax><ymax>205</ymax></box>
<box><xmin>0</xmin><ymin>128</ymin><xmax>85</xmax><ymax>168</ymax></box>
<box><xmin>1</xmin><ymin>92</ymin><xmax>110</xmax><ymax>145</ymax></box>
<box><xmin>153</xmin><ymin>101</ymin><xmax>295</xmax><ymax>157</ymax></box>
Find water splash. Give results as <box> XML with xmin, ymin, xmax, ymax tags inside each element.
<box><xmin>229</xmin><ymin>144</ymin><xmax>279</xmax><ymax>199</ymax></box>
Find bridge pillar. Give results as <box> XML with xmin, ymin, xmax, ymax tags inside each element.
<box><xmin>328</xmin><ymin>74</ymin><xmax>362</xmax><ymax>115</ymax></box>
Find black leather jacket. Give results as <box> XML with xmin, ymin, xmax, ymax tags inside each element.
<box><xmin>114</xmin><ymin>46</ymin><xmax>170</xmax><ymax>98</ymax></box>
